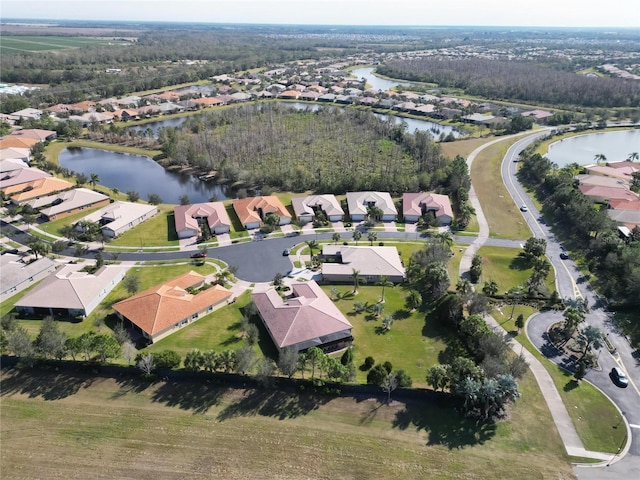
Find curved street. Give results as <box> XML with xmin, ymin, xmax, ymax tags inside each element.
<box><xmin>498</xmin><ymin>130</ymin><xmax>640</xmax><ymax>477</ymax></box>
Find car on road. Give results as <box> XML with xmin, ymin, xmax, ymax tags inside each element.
<box><xmin>190</xmin><ymin>252</ymin><xmax>207</xmax><ymax>258</ymax></box>
<box><xmin>282</xmin><ymin>248</ymin><xmax>291</xmax><ymax>256</ymax></box>
<box><xmin>560</xmin><ymin>251</ymin><xmax>569</xmax><ymax>260</ymax></box>
<box><xmin>610</xmin><ymin>367</ymin><xmax>629</xmax><ymax>388</ymax></box>
<box><xmin>520</xmin><ymin>205</ymin><xmax>528</xmax><ymax>212</ymax></box>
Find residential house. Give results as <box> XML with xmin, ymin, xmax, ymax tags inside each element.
<box><xmin>575</xmin><ymin>174</ymin><xmax>630</xmax><ymax>189</ymax></box>
<box><xmin>291</xmin><ymin>194</ymin><xmax>344</xmax><ymax>223</ymax></box>
<box><xmin>0</xmin><ymin>167</ymin><xmax>51</xmax><ymax>190</ymax></box>
<box><xmin>521</xmin><ymin>109</ymin><xmax>554</xmax><ymax>122</ymax></box>
<box><xmin>0</xmin><ymin>158</ymin><xmax>29</xmax><ymax>173</ymax></box>
<box><xmin>75</xmin><ymin>201</ymin><xmax>158</xmax><ymax>238</ymax></box>
<box><xmin>279</xmin><ymin>90</ymin><xmax>302</xmax><ymax>99</ymax></box>
<box><xmin>5</xmin><ymin>177</ymin><xmax>74</xmax><ymax>204</ymax></box>
<box><xmin>1</xmin><ymin>253</ymin><xmax>56</xmax><ymax>300</ymax></box>
<box><xmin>9</xmin><ymin>129</ymin><xmax>57</xmax><ymax>142</ymax></box>
<box><xmin>346</xmin><ymin>191</ymin><xmax>397</xmax><ymax>222</ymax></box>
<box><xmin>10</xmin><ymin>108</ymin><xmax>42</xmax><ymax>121</ymax></box>
<box><xmin>578</xmin><ymin>184</ymin><xmax>639</xmax><ymax>204</ymax></box>
<box><xmin>232</xmin><ymin>196</ymin><xmax>291</xmax><ymax>230</ymax></box>
<box><xmin>320</xmin><ymin>245</ymin><xmax>406</xmax><ymax>283</ymax></box>
<box><xmin>586</xmin><ymin>164</ymin><xmax>638</xmax><ymax>183</ymax></box>
<box><xmin>174</xmin><ymin>202</ymin><xmax>231</xmax><ymax>239</ymax></box>
<box><xmin>112</xmin><ymin>271</ymin><xmax>233</xmax><ymax>343</ymax></box>
<box><xmin>252</xmin><ymin>280</ymin><xmax>353</xmax><ymax>353</ymax></box>
<box><xmin>402</xmin><ymin>192</ymin><xmax>453</xmax><ymax>225</ymax></box>
<box><xmin>30</xmin><ymin>188</ymin><xmax>111</xmax><ymax>221</ymax></box>
<box><xmin>0</xmin><ymin>136</ymin><xmax>39</xmax><ymax>150</ymax></box>
<box><xmin>15</xmin><ymin>264</ymin><xmax>127</xmax><ymax>317</ymax></box>
<box><xmin>194</xmin><ymin>97</ymin><xmax>225</xmax><ymax>107</ymax></box>
<box><xmin>0</xmin><ymin>147</ymin><xmax>30</xmax><ymax>163</ymax></box>
<box><xmin>113</xmin><ymin>109</ymin><xmax>140</xmax><ymax>121</ymax></box>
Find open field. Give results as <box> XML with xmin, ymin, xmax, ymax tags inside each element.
<box><xmin>439</xmin><ymin>137</ymin><xmax>492</xmax><ymax>160</ymax></box>
<box><xmin>0</xmin><ymin>36</ymin><xmax>131</xmax><ymax>54</ymax></box>
<box><xmin>471</xmin><ymin>140</ymin><xmax>532</xmax><ymax>239</ymax></box>
<box><xmin>0</xmin><ymin>367</ymin><xmax>576</xmax><ymax>480</ymax></box>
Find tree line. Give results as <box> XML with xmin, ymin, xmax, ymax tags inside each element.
<box><xmin>378</xmin><ymin>58</ymin><xmax>640</xmax><ymax>108</ymax></box>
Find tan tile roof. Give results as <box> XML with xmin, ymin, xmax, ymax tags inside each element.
<box><xmin>232</xmin><ymin>195</ymin><xmax>290</xmax><ymax>226</ymax></box>
<box><xmin>174</xmin><ymin>202</ymin><xmax>230</xmax><ymax>234</ymax></box>
<box><xmin>5</xmin><ymin>177</ymin><xmax>74</xmax><ymax>202</ymax></box>
<box><xmin>0</xmin><ymin>137</ymin><xmax>38</xmax><ymax>149</ymax></box>
<box><xmin>112</xmin><ymin>271</ymin><xmax>232</xmax><ymax>337</ymax></box>
<box><xmin>402</xmin><ymin>192</ymin><xmax>453</xmax><ymax>219</ymax></box>
<box><xmin>0</xmin><ymin>167</ymin><xmax>51</xmax><ymax>190</ymax></box>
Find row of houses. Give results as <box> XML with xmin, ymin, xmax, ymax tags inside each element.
<box><xmin>577</xmin><ymin>161</ymin><xmax>640</xmax><ymax>229</ymax></box>
<box><xmin>13</xmin><ymin>243</ymin><xmax>404</xmax><ymax>349</ymax></box>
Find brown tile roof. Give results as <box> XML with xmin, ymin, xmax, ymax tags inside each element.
<box><xmin>194</xmin><ymin>97</ymin><xmax>224</xmax><ymax>106</ymax></box>
<box><xmin>112</xmin><ymin>271</ymin><xmax>232</xmax><ymax>337</ymax></box>
<box><xmin>0</xmin><ymin>167</ymin><xmax>51</xmax><ymax>190</ymax></box>
<box><xmin>174</xmin><ymin>202</ymin><xmax>230</xmax><ymax>233</ymax></box>
<box><xmin>402</xmin><ymin>192</ymin><xmax>453</xmax><ymax>219</ymax></box>
<box><xmin>9</xmin><ymin>129</ymin><xmax>56</xmax><ymax>142</ymax></box>
<box><xmin>232</xmin><ymin>195</ymin><xmax>290</xmax><ymax>226</ymax></box>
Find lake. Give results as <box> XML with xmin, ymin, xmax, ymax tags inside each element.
<box><xmin>546</xmin><ymin>129</ymin><xmax>640</xmax><ymax>168</ymax></box>
<box><xmin>350</xmin><ymin>66</ymin><xmax>413</xmax><ymax>91</ymax></box>
<box><xmin>58</xmin><ymin>147</ymin><xmax>231</xmax><ymax>203</ymax></box>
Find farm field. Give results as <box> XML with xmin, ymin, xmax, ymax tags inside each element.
<box><xmin>0</xmin><ymin>36</ymin><xmax>130</xmax><ymax>54</ymax></box>
<box><xmin>0</xmin><ymin>367</ymin><xmax>576</xmax><ymax>480</ymax></box>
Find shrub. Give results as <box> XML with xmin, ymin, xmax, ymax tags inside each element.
<box><xmin>363</xmin><ymin>356</ymin><xmax>375</xmax><ymax>370</ymax></box>
<box><xmin>153</xmin><ymin>350</ymin><xmax>181</xmax><ymax>369</ymax></box>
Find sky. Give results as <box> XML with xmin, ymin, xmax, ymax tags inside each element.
<box><xmin>1</xmin><ymin>0</ymin><xmax>639</xmax><ymax>28</ymax></box>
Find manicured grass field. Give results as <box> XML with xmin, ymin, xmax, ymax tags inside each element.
<box><xmin>0</xmin><ymin>36</ymin><xmax>129</xmax><ymax>54</ymax></box>
<box><xmin>471</xmin><ymin>140</ymin><xmax>532</xmax><ymax>240</ymax></box>
<box><xmin>321</xmin><ymin>285</ymin><xmax>449</xmax><ymax>387</ymax></box>
<box><xmin>439</xmin><ymin>137</ymin><xmax>492</xmax><ymax>160</ymax></box>
<box><xmin>0</xmin><ymin>366</ymin><xmax>576</xmax><ymax>480</ymax></box>
<box><xmin>476</xmin><ymin>245</ymin><xmax>555</xmax><ymax>295</ymax></box>
<box><xmin>108</xmin><ymin>205</ymin><xmax>179</xmax><ymax>247</ymax></box>
<box><xmin>37</xmin><ymin>205</ymin><xmax>106</xmax><ymax>237</ymax></box>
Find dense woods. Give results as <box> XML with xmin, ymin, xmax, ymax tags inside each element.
<box><xmin>379</xmin><ymin>58</ymin><xmax>640</xmax><ymax>108</ymax></box>
<box><xmin>158</xmin><ymin>104</ymin><xmax>453</xmax><ymax>195</ymax></box>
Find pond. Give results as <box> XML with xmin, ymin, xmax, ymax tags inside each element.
<box><xmin>546</xmin><ymin>129</ymin><xmax>640</xmax><ymax>168</ymax></box>
<box><xmin>350</xmin><ymin>66</ymin><xmax>413</xmax><ymax>92</ymax></box>
<box><xmin>58</xmin><ymin>147</ymin><xmax>231</xmax><ymax>203</ymax></box>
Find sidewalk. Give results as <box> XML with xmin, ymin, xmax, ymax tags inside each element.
<box><xmin>459</xmin><ymin>134</ymin><xmax>613</xmax><ymax>463</ymax></box>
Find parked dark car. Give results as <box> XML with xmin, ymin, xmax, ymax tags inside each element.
<box><xmin>560</xmin><ymin>252</ymin><xmax>569</xmax><ymax>260</ymax></box>
<box><xmin>610</xmin><ymin>367</ymin><xmax>629</xmax><ymax>388</ymax></box>
<box><xmin>282</xmin><ymin>248</ymin><xmax>291</xmax><ymax>256</ymax></box>
<box><xmin>190</xmin><ymin>252</ymin><xmax>207</xmax><ymax>258</ymax></box>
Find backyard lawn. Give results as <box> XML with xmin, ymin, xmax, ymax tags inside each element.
<box><xmin>321</xmin><ymin>285</ymin><xmax>449</xmax><ymax>387</ymax></box>
<box><xmin>108</xmin><ymin>205</ymin><xmax>179</xmax><ymax>247</ymax></box>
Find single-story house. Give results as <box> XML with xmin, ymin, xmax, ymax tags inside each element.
<box><xmin>15</xmin><ymin>264</ymin><xmax>128</xmax><ymax>317</ymax></box>
<box><xmin>575</xmin><ymin>174</ymin><xmax>630</xmax><ymax>189</ymax></box>
<box><xmin>9</xmin><ymin>129</ymin><xmax>57</xmax><ymax>142</ymax></box>
<box><xmin>578</xmin><ymin>184</ymin><xmax>639</xmax><ymax>204</ymax></box>
<box><xmin>174</xmin><ymin>202</ymin><xmax>231</xmax><ymax>239</ymax></box>
<box><xmin>291</xmin><ymin>194</ymin><xmax>344</xmax><ymax>224</ymax></box>
<box><xmin>0</xmin><ymin>147</ymin><xmax>30</xmax><ymax>163</ymax></box>
<box><xmin>252</xmin><ymin>280</ymin><xmax>353</xmax><ymax>353</ymax></box>
<box><xmin>0</xmin><ymin>136</ymin><xmax>39</xmax><ymax>150</ymax></box>
<box><xmin>75</xmin><ymin>201</ymin><xmax>158</xmax><ymax>238</ymax></box>
<box><xmin>0</xmin><ymin>253</ymin><xmax>56</xmax><ymax>300</ymax></box>
<box><xmin>194</xmin><ymin>97</ymin><xmax>225</xmax><ymax>107</ymax></box>
<box><xmin>521</xmin><ymin>109</ymin><xmax>554</xmax><ymax>122</ymax></box>
<box><xmin>68</xmin><ymin>112</ymin><xmax>114</xmax><ymax>126</ymax></box>
<box><xmin>112</xmin><ymin>271</ymin><xmax>233</xmax><ymax>343</ymax></box>
<box><xmin>346</xmin><ymin>191</ymin><xmax>397</xmax><ymax>222</ymax></box>
<box><xmin>402</xmin><ymin>192</ymin><xmax>453</xmax><ymax>225</ymax></box>
<box><xmin>232</xmin><ymin>196</ymin><xmax>291</xmax><ymax>230</ymax></box>
<box><xmin>320</xmin><ymin>245</ymin><xmax>406</xmax><ymax>283</ymax></box>
<box><xmin>585</xmin><ymin>165</ymin><xmax>637</xmax><ymax>182</ymax></box>
<box><xmin>10</xmin><ymin>108</ymin><xmax>42</xmax><ymax>121</ymax></box>
<box><xmin>607</xmin><ymin>209</ymin><xmax>640</xmax><ymax>229</ymax></box>
<box><xmin>30</xmin><ymin>188</ymin><xmax>111</xmax><ymax>221</ymax></box>
<box><xmin>0</xmin><ymin>158</ymin><xmax>29</xmax><ymax>173</ymax></box>
<box><xmin>5</xmin><ymin>177</ymin><xmax>74</xmax><ymax>204</ymax></box>
<box><xmin>0</xmin><ymin>167</ymin><xmax>51</xmax><ymax>190</ymax></box>
<box><xmin>279</xmin><ymin>90</ymin><xmax>301</xmax><ymax>99</ymax></box>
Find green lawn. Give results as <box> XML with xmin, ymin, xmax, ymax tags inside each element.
<box><xmin>477</xmin><ymin>245</ymin><xmax>555</xmax><ymax>295</ymax></box>
<box><xmin>37</xmin><ymin>205</ymin><xmax>105</xmax><ymax>237</ymax></box>
<box><xmin>144</xmin><ymin>291</ymin><xmax>253</xmax><ymax>356</ymax></box>
<box><xmin>108</xmin><ymin>205</ymin><xmax>179</xmax><ymax>247</ymax></box>
<box><xmin>321</xmin><ymin>285</ymin><xmax>448</xmax><ymax>387</ymax></box>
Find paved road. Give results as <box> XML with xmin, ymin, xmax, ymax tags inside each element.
<box><xmin>499</xmin><ymin>131</ymin><xmax>640</xmax><ymax>475</ymax></box>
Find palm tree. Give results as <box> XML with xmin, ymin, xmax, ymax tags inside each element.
<box><xmin>627</xmin><ymin>152</ymin><xmax>639</xmax><ymax>163</ymax></box>
<box><xmin>306</xmin><ymin>240</ymin><xmax>319</xmax><ymax>259</ymax></box>
<box><xmin>352</xmin><ymin>229</ymin><xmax>362</xmax><ymax>245</ymax></box>
<box><xmin>432</xmin><ymin>231</ymin><xmax>454</xmax><ymax>248</ymax></box>
<box><xmin>563</xmin><ymin>307</ymin><xmax>586</xmax><ymax>340</ymax></box>
<box><xmin>27</xmin><ymin>239</ymin><xmax>50</xmax><ymax>259</ymax></box>
<box><xmin>594</xmin><ymin>153</ymin><xmax>607</xmax><ymax>166</ymax></box>
<box><xmin>577</xmin><ymin>326</ymin><xmax>604</xmax><ymax>358</ymax></box>
<box><xmin>382</xmin><ymin>315</ymin><xmax>394</xmax><ymax>331</ymax></box>
<box><xmin>457</xmin><ymin>203</ymin><xmax>475</xmax><ymax>228</ymax></box>
<box><xmin>332</xmin><ymin>232</ymin><xmax>341</xmax><ymax>244</ymax></box>
<box><xmin>405</xmin><ymin>290</ymin><xmax>421</xmax><ymax>312</ymax></box>
<box><xmin>367</xmin><ymin>231</ymin><xmax>378</xmax><ymax>246</ymax></box>
<box><xmin>377</xmin><ymin>275</ymin><xmax>394</xmax><ymax>303</ymax></box>
<box><xmin>111</xmin><ymin>187</ymin><xmax>120</xmax><ymax>198</ymax></box>
<box><xmin>351</xmin><ymin>268</ymin><xmax>361</xmax><ymax>295</ymax></box>
<box><xmin>370</xmin><ymin>302</ymin><xmax>384</xmax><ymax>318</ymax></box>
<box><xmin>89</xmin><ymin>173</ymin><xmax>100</xmax><ymax>190</ymax></box>
<box><xmin>482</xmin><ymin>279</ymin><xmax>499</xmax><ymax>297</ymax></box>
